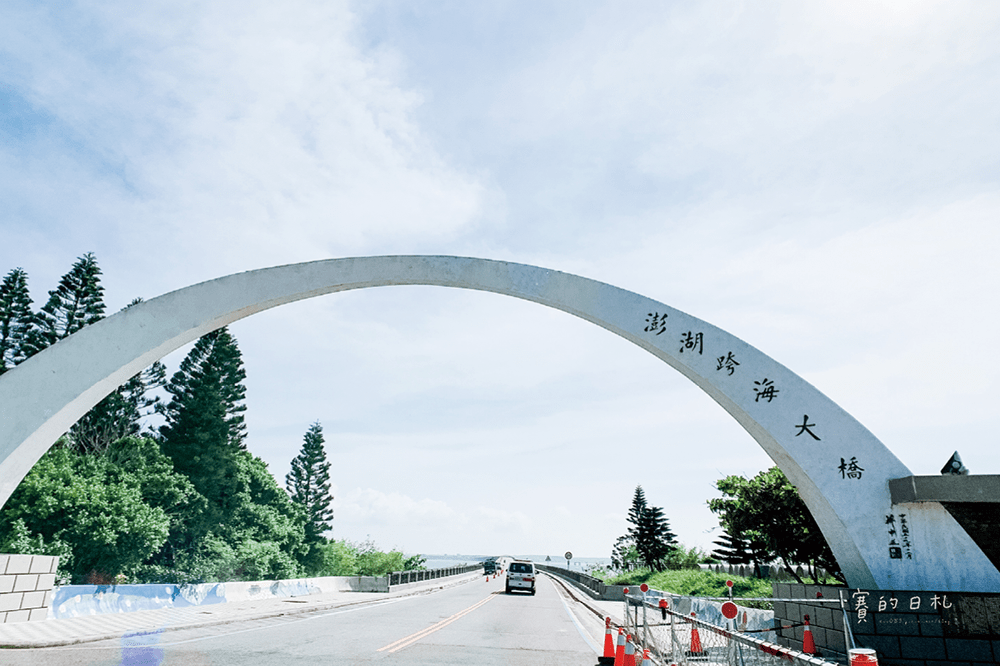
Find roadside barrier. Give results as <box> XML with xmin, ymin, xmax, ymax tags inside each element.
<box><xmin>387</xmin><ymin>563</ymin><xmax>481</xmax><ymax>587</ymax></box>
<box><xmin>620</xmin><ymin>588</ymin><xmax>843</xmax><ymax>666</ymax></box>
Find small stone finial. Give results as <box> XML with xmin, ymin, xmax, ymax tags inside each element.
<box><xmin>940</xmin><ymin>451</ymin><xmax>969</xmax><ymax>475</ymax></box>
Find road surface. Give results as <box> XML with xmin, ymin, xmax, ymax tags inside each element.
<box><xmin>2</xmin><ymin>573</ymin><xmax>605</xmax><ymax>665</ymax></box>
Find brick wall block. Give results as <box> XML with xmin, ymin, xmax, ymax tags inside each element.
<box><xmin>945</xmin><ymin>637</ymin><xmax>994</xmax><ymax>662</ymax></box>
<box><xmin>29</xmin><ymin>556</ymin><xmax>52</xmax><ymax>574</ymax></box>
<box><xmin>4</xmin><ymin>609</ymin><xmax>30</xmax><ymax>623</ymax></box>
<box><xmin>0</xmin><ymin>592</ymin><xmax>24</xmax><ymax>612</ymax></box>
<box><xmin>13</xmin><ymin>574</ymin><xmax>38</xmax><ymax>592</ymax></box>
<box><xmin>899</xmin><ymin>635</ymin><xmax>947</xmax><ymax>660</ymax></box>
<box><xmin>857</xmin><ymin>634</ymin><xmax>903</xmax><ymax>659</ymax></box>
<box><xmin>0</xmin><ymin>555</ymin><xmax>8</xmax><ymax>574</ymax></box>
<box><xmin>20</xmin><ymin>590</ymin><xmax>45</xmax><ymax>609</ymax></box>
<box><xmin>4</xmin><ymin>554</ymin><xmax>32</xmax><ymax>575</ymax></box>
<box><xmin>809</xmin><ymin>625</ymin><xmax>827</xmax><ymax>648</ymax></box>
<box><xmin>28</xmin><ymin>608</ymin><xmax>48</xmax><ymax>621</ymax></box>
<box><xmin>37</xmin><ymin>573</ymin><xmax>55</xmax><ymax>590</ymax></box>
<box><xmin>0</xmin><ymin>575</ymin><xmax>14</xmax><ymax>594</ymax></box>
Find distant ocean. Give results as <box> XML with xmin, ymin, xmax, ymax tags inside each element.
<box><xmin>416</xmin><ymin>554</ymin><xmax>611</xmax><ymax>572</ymax></box>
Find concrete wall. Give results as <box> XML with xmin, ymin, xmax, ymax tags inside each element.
<box><xmin>49</xmin><ymin>567</ymin><xmax>479</xmax><ymax>619</ymax></box>
<box><xmin>0</xmin><ymin>554</ymin><xmax>59</xmax><ymax>623</ymax></box>
<box><xmin>50</xmin><ymin>574</ymin><xmax>390</xmax><ymax>619</ymax></box>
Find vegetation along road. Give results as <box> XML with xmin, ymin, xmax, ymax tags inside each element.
<box><xmin>3</xmin><ymin>574</ymin><xmax>605</xmax><ymax>666</ymax></box>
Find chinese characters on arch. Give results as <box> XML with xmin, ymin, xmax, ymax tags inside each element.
<box><xmin>639</xmin><ymin>310</ymin><xmax>867</xmax><ymax>486</ymax></box>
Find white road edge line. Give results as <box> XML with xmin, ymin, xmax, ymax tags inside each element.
<box><xmin>554</xmin><ymin>580</ymin><xmax>601</xmax><ymax>655</ymax></box>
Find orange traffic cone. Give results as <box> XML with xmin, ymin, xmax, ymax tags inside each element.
<box><xmin>613</xmin><ymin>628</ymin><xmax>625</xmax><ymax>666</ymax></box>
<box><xmin>687</xmin><ymin>612</ymin><xmax>706</xmax><ymax>657</ymax></box>
<box><xmin>802</xmin><ymin>614</ymin><xmax>818</xmax><ymax>655</ymax></box>
<box><xmin>599</xmin><ymin>617</ymin><xmax>616</xmax><ymax>664</ymax></box>
<box><xmin>640</xmin><ymin>648</ymin><xmax>652</xmax><ymax>666</ymax></box>
<box><xmin>623</xmin><ymin>636</ymin><xmax>637</xmax><ymax>666</ymax></box>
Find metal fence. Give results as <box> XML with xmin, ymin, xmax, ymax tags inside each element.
<box><xmin>621</xmin><ymin>590</ymin><xmax>844</xmax><ymax>666</ymax></box>
<box><xmin>386</xmin><ymin>564</ymin><xmax>481</xmax><ymax>587</ymax></box>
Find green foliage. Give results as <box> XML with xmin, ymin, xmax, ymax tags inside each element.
<box><xmin>285</xmin><ymin>422</ymin><xmax>334</xmax><ymax>543</ymax></box>
<box><xmin>0</xmin><ymin>519</ymin><xmax>74</xmax><ymax>584</ymax></box>
<box><xmin>663</xmin><ymin>544</ymin><xmax>707</xmax><ymax>570</ymax></box>
<box><xmin>0</xmin><ymin>267</ymin><xmax>33</xmax><ymax>373</ymax></box>
<box><xmin>302</xmin><ymin>539</ymin><xmax>358</xmax><ymax>576</ymax></box>
<box><xmin>708</xmin><ymin>467</ymin><xmax>843</xmax><ymax>583</ymax></box>
<box><xmin>403</xmin><ymin>554</ymin><xmax>427</xmax><ymax>571</ymax></box>
<box><xmin>22</xmin><ymin>252</ymin><xmax>105</xmax><ymax>357</ymax></box>
<box><xmin>611</xmin><ymin>535</ymin><xmax>641</xmax><ymax>571</ymax></box>
<box><xmin>0</xmin><ymin>440</ymin><xmax>183</xmax><ymax>583</ymax></box>
<box><xmin>354</xmin><ymin>538</ymin><xmax>407</xmax><ymax>576</ymax></box>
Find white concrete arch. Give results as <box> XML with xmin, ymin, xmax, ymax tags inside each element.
<box><xmin>0</xmin><ymin>256</ymin><xmax>995</xmax><ymax>591</ymax></box>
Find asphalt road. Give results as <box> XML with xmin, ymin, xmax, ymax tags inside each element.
<box><xmin>2</xmin><ymin>573</ymin><xmax>605</xmax><ymax>666</ymax></box>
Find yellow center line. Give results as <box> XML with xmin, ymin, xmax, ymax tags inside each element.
<box><xmin>376</xmin><ymin>593</ymin><xmax>498</xmax><ymax>653</ymax></box>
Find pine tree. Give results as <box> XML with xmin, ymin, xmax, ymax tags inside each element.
<box><xmin>285</xmin><ymin>422</ymin><xmax>334</xmax><ymax>543</ymax></box>
<box><xmin>158</xmin><ymin>327</ymin><xmax>247</xmax><ymax>528</ymax></box>
<box><xmin>621</xmin><ymin>485</ymin><xmax>678</xmax><ymax>572</ymax></box>
<box><xmin>634</xmin><ymin>504</ymin><xmax>677</xmax><ymax>571</ymax></box>
<box><xmin>22</xmin><ymin>252</ymin><xmax>105</xmax><ymax>357</ymax></box>
<box><xmin>0</xmin><ymin>268</ymin><xmax>34</xmax><ymax>373</ymax></box>
<box><xmin>711</xmin><ymin>529</ymin><xmax>752</xmax><ymax>566</ymax></box>
<box><xmin>626</xmin><ymin>485</ymin><xmax>648</xmax><ymax>544</ymax></box>
<box><xmin>69</xmin><ymin>299</ymin><xmax>166</xmax><ymax>453</ymax></box>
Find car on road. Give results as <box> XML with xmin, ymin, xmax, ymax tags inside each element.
<box><xmin>505</xmin><ymin>560</ymin><xmax>536</xmax><ymax>595</ymax></box>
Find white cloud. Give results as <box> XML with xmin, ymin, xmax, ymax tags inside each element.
<box><xmin>4</xmin><ymin>0</ymin><xmax>1000</xmax><ymax>559</ymax></box>
<box><xmin>1</xmin><ymin>1</ymin><xmax>491</xmax><ymax>297</ymax></box>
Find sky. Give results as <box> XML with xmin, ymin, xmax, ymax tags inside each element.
<box><xmin>2</xmin><ymin>0</ymin><xmax>999</xmax><ymax>561</ymax></box>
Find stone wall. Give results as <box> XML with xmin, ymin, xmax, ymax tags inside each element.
<box><xmin>0</xmin><ymin>554</ymin><xmax>60</xmax><ymax>623</ymax></box>
<box><xmin>773</xmin><ymin>582</ymin><xmax>1000</xmax><ymax>665</ymax></box>
<box><xmin>772</xmin><ymin>582</ymin><xmax>852</xmax><ymax>663</ymax></box>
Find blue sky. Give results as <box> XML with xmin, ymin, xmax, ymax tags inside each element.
<box><xmin>2</xmin><ymin>1</ymin><xmax>999</xmax><ymax>559</ymax></box>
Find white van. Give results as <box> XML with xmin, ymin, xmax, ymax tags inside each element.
<box><xmin>505</xmin><ymin>560</ymin><xmax>536</xmax><ymax>595</ymax></box>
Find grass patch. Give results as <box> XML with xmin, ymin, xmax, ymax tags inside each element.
<box><xmin>597</xmin><ymin>568</ymin><xmax>775</xmax><ymax>608</ymax></box>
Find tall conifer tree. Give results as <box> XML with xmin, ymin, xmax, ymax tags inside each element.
<box><xmin>22</xmin><ymin>252</ymin><xmax>105</xmax><ymax>357</ymax></box>
<box><xmin>621</xmin><ymin>485</ymin><xmax>678</xmax><ymax>572</ymax></box>
<box><xmin>158</xmin><ymin>327</ymin><xmax>247</xmax><ymax>529</ymax></box>
<box><xmin>285</xmin><ymin>422</ymin><xmax>334</xmax><ymax>543</ymax></box>
<box><xmin>635</xmin><ymin>503</ymin><xmax>677</xmax><ymax>571</ymax></box>
<box><xmin>0</xmin><ymin>268</ymin><xmax>33</xmax><ymax>373</ymax></box>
